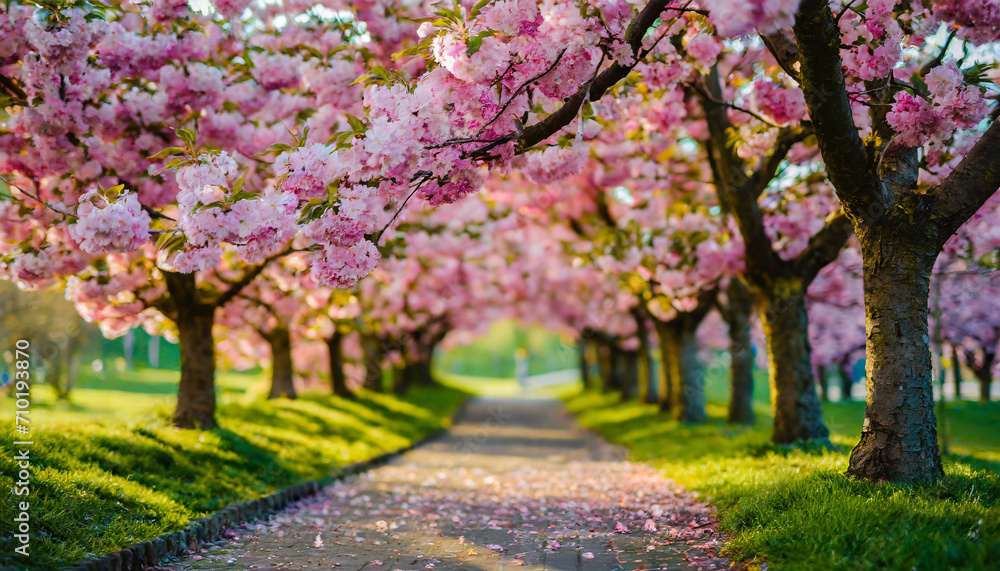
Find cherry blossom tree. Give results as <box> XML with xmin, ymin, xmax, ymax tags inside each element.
<box><xmin>790</xmin><ymin>0</ymin><xmax>1000</xmax><ymax>482</ymax></box>
<box><xmin>0</xmin><ymin>0</ymin><xmax>404</xmax><ymax>427</ymax></box>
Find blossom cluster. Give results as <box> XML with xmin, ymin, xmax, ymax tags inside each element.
<box><xmin>68</xmin><ymin>190</ymin><xmax>152</xmax><ymax>255</ymax></box>
<box><xmin>886</xmin><ymin>62</ymin><xmax>989</xmax><ymax>147</ymax></box>
<box><xmin>839</xmin><ymin>0</ymin><xmax>902</xmax><ymax>81</ymax></box>
<box><xmin>700</xmin><ymin>0</ymin><xmax>802</xmax><ymax>38</ymax></box>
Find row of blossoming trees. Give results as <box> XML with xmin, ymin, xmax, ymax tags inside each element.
<box><xmin>1</xmin><ymin>0</ymin><xmax>999</xmax><ymax>485</ymax></box>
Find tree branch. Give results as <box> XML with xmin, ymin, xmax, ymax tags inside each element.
<box><xmin>792</xmin><ymin>0</ymin><xmax>888</xmax><ymax>224</ymax></box>
<box><xmin>211</xmin><ymin>247</ymin><xmax>291</xmax><ymax>308</ymax></box>
<box><xmin>746</xmin><ymin>125</ymin><xmax>814</xmax><ymax>199</ymax></box>
<box><xmin>932</xmin><ymin>121</ymin><xmax>1000</xmax><ymax>238</ymax></box>
<box><xmin>791</xmin><ymin>209</ymin><xmax>854</xmax><ymax>283</ymax></box>
<box><xmin>515</xmin><ymin>0</ymin><xmax>671</xmax><ymax>152</ymax></box>
<box><xmin>698</xmin><ymin>67</ymin><xmax>782</xmax><ymax>284</ymax></box>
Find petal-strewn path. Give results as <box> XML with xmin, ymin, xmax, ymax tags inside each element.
<box><xmin>173</xmin><ymin>398</ymin><xmax>729</xmax><ymax>570</ymax></box>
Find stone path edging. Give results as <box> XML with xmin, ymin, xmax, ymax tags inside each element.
<box><xmin>62</xmin><ymin>413</ymin><xmax>461</xmax><ymax>571</ymax></box>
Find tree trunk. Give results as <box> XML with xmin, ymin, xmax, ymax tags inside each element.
<box><xmin>66</xmin><ymin>351</ymin><xmax>80</xmax><ymax>395</ymax></box>
<box><xmin>725</xmin><ymin>279</ymin><xmax>755</xmax><ymax>424</ymax></box>
<box><xmin>361</xmin><ymin>334</ymin><xmax>384</xmax><ymax>392</ymax></box>
<box><xmin>967</xmin><ymin>350</ymin><xmax>995</xmax><ymax>403</ymax></box>
<box><xmin>950</xmin><ymin>344</ymin><xmax>964</xmax><ymax>400</ymax></box>
<box><xmin>837</xmin><ymin>362</ymin><xmax>853</xmax><ymax>401</ymax></box>
<box><xmin>631</xmin><ymin>309</ymin><xmax>654</xmax><ymax>404</ymax></box>
<box><xmin>578</xmin><ymin>337</ymin><xmax>591</xmax><ymax>389</ymax></box>
<box><xmin>607</xmin><ymin>342</ymin><xmax>623</xmax><ymax>393</ymax></box>
<box><xmin>655</xmin><ymin>318</ymin><xmax>706</xmax><ymax>423</ymax></box>
<box><xmin>173</xmin><ymin>303</ymin><xmax>217</xmax><ymax>429</ymax></box>
<box><xmin>817</xmin><ymin>365</ymin><xmax>829</xmax><ymax>402</ymax></box>
<box><xmin>413</xmin><ymin>358</ymin><xmax>433</xmax><ymax>387</ymax></box>
<box><xmin>620</xmin><ymin>350</ymin><xmax>639</xmax><ymax>400</ymax></box>
<box><xmin>654</xmin><ymin>321</ymin><xmax>674</xmax><ymax>413</ymax></box>
<box><xmin>586</xmin><ymin>338</ymin><xmax>604</xmax><ymax>391</ymax></box>
<box><xmin>326</xmin><ymin>330</ymin><xmax>352</xmax><ymax>398</ymax></box>
<box><xmin>392</xmin><ymin>365</ymin><xmax>408</xmax><ymax>394</ymax></box>
<box><xmin>847</xmin><ymin>239</ymin><xmax>943</xmax><ymax>483</ymax></box>
<box><xmin>758</xmin><ymin>289</ymin><xmax>829</xmax><ymax>444</ymax></box>
<box><xmin>267</xmin><ymin>328</ymin><xmax>296</xmax><ymax>399</ymax></box>
<box><xmin>46</xmin><ymin>348</ymin><xmax>66</xmax><ymax>400</ymax></box>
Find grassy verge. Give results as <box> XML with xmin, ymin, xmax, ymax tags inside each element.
<box><xmin>565</xmin><ymin>371</ymin><xmax>1000</xmax><ymax>570</ymax></box>
<box><xmin>1</xmin><ymin>384</ymin><xmax>468</xmax><ymax>570</ymax></box>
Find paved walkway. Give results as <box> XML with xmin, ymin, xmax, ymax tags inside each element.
<box><xmin>173</xmin><ymin>398</ymin><xmax>728</xmax><ymax>570</ymax></box>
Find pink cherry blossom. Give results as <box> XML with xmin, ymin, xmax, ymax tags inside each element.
<box><xmin>69</xmin><ymin>190</ymin><xmax>152</xmax><ymax>255</ymax></box>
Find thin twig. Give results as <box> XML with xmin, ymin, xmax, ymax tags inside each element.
<box><xmin>474</xmin><ymin>48</ymin><xmax>568</xmax><ymax>138</ymax></box>
<box><xmin>0</xmin><ymin>174</ymin><xmax>77</xmax><ymax>218</ymax></box>
<box><xmin>375</xmin><ymin>173</ymin><xmax>432</xmax><ymax>245</ymax></box>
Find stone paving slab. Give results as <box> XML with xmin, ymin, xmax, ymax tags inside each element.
<box><xmin>168</xmin><ymin>398</ymin><xmax>728</xmax><ymax>570</ymax></box>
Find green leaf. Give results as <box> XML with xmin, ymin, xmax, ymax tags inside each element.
<box><xmin>345</xmin><ymin>113</ymin><xmax>367</xmax><ymax>134</ymax></box>
<box><xmin>148</xmin><ymin>147</ymin><xmax>187</xmax><ymax>160</ymax></box>
<box><xmin>232</xmin><ymin>170</ymin><xmax>248</xmax><ymax>195</ymax></box>
<box><xmin>263</xmin><ymin>142</ymin><xmax>294</xmax><ymax>154</ymax></box>
<box><xmin>466</xmin><ymin>34</ymin><xmax>484</xmax><ymax>56</ymax></box>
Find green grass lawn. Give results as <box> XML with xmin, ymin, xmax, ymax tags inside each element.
<box><xmin>0</xmin><ymin>376</ymin><xmax>468</xmax><ymax>570</ymax></box>
<box><xmin>565</xmin><ymin>365</ymin><xmax>1000</xmax><ymax>570</ymax></box>
<box><xmin>1</xmin><ymin>366</ymin><xmax>267</xmax><ymax>424</ymax></box>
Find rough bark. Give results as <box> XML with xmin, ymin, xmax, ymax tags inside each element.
<box><xmin>794</xmin><ymin>0</ymin><xmax>1000</xmax><ymax>483</ymax></box>
<box><xmin>173</xmin><ymin>300</ymin><xmax>217</xmax><ymax>428</ymax></box>
<box><xmin>758</xmin><ymin>286</ymin><xmax>830</xmax><ymax>444</ymax></box>
<box><xmin>847</xmin><ymin>236</ymin><xmax>943</xmax><ymax>483</ymax></box>
<box><xmin>267</xmin><ymin>328</ymin><xmax>296</xmax><ymax>400</ymax></box>
<box><xmin>724</xmin><ymin>279</ymin><xmax>755</xmax><ymax>424</ymax></box>
<box><xmin>326</xmin><ymin>331</ymin><xmax>352</xmax><ymax>398</ymax></box>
